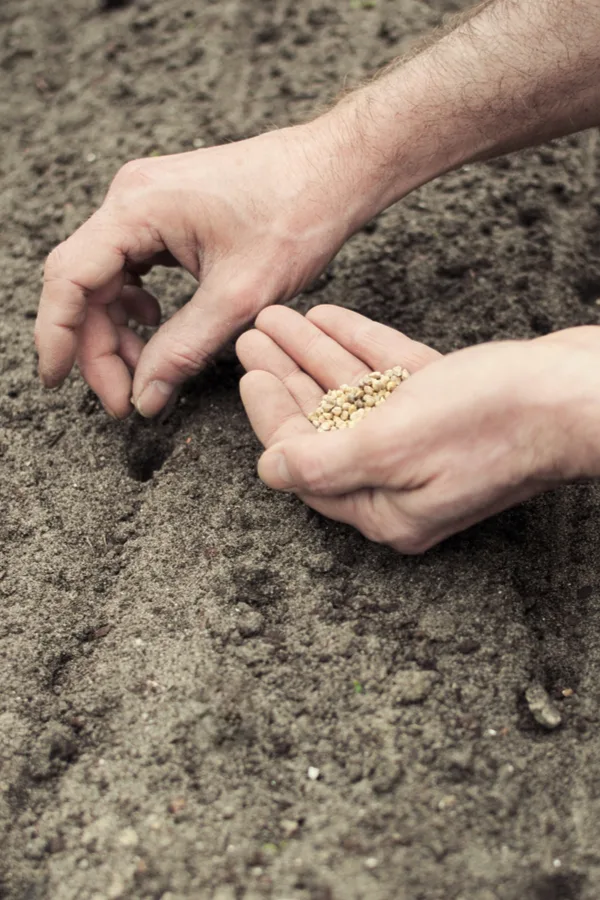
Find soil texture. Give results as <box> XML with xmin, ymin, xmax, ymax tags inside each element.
<box><xmin>2</xmin><ymin>1</ymin><xmax>600</xmax><ymax>898</ymax></box>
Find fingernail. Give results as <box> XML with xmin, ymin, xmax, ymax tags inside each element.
<box><xmin>135</xmin><ymin>380</ymin><xmax>173</xmax><ymax>418</ymax></box>
<box><xmin>40</xmin><ymin>373</ymin><xmax>62</xmax><ymax>390</ymax></box>
<box><xmin>259</xmin><ymin>451</ymin><xmax>293</xmax><ymax>490</ymax></box>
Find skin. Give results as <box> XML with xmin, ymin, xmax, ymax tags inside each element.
<box><xmin>35</xmin><ymin>0</ymin><xmax>600</xmax><ymax>549</ymax></box>
<box><xmin>238</xmin><ymin>308</ymin><xmax>600</xmax><ymax>553</ymax></box>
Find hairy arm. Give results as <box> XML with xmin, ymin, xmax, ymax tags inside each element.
<box><xmin>322</xmin><ymin>0</ymin><xmax>600</xmax><ymax>228</ymax></box>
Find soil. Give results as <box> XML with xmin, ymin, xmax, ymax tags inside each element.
<box><xmin>2</xmin><ymin>1</ymin><xmax>600</xmax><ymax>898</ymax></box>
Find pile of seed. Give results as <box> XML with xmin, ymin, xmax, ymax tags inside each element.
<box><xmin>308</xmin><ymin>366</ymin><xmax>410</xmax><ymax>432</ymax></box>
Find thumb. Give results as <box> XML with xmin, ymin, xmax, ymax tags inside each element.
<box><xmin>132</xmin><ymin>271</ymin><xmax>263</xmax><ymax>417</ymax></box>
<box><xmin>258</xmin><ymin>422</ymin><xmax>391</xmax><ymax>496</ymax></box>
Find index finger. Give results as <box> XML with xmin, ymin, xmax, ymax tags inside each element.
<box><xmin>35</xmin><ymin>210</ymin><xmax>154</xmax><ymax>388</ymax></box>
<box><xmin>306</xmin><ymin>305</ymin><xmax>442</xmax><ymax>372</ymax></box>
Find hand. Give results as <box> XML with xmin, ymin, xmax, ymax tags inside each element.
<box><xmin>35</xmin><ymin>122</ymin><xmax>373</xmax><ymax>419</ymax></box>
<box><xmin>237</xmin><ymin>306</ymin><xmax>600</xmax><ymax>553</ymax></box>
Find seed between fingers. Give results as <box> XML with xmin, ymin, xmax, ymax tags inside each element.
<box><xmin>307</xmin><ymin>366</ymin><xmax>410</xmax><ymax>432</ymax></box>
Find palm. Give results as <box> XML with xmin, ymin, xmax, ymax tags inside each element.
<box><xmin>237</xmin><ymin>304</ymin><xmax>441</xmax><ymax>531</ymax></box>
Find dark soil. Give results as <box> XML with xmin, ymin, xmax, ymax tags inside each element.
<box><xmin>2</xmin><ymin>1</ymin><xmax>600</xmax><ymax>898</ymax></box>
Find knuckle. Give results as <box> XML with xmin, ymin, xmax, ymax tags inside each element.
<box><xmin>357</xmin><ymin>495</ymin><xmax>389</xmax><ymax>545</ymax></box>
<box><xmin>112</xmin><ymin>158</ymin><xmax>154</xmax><ymax>192</ymax></box>
<box><xmin>357</xmin><ymin>493</ymin><xmax>430</xmax><ymax>554</ymax></box>
<box><xmin>44</xmin><ymin>244</ymin><xmax>65</xmax><ymax>278</ymax></box>
<box><xmin>166</xmin><ymin>338</ymin><xmax>211</xmax><ymax>378</ymax></box>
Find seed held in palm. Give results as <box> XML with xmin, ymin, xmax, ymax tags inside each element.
<box><xmin>308</xmin><ymin>366</ymin><xmax>410</xmax><ymax>431</ymax></box>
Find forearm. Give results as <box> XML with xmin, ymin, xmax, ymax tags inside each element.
<box><xmin>312</xmin><ymin>0</ymin><xmax>600</xmax><ymax>232</ymax></box>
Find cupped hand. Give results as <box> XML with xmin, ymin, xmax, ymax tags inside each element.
<box><xmin>237</xmin><ymin>306</ymin><xmax>600</xmax><ymax>552</ymax></box>
<box><xmin>35</xmin><ymin>123</ymin><xmax>365</xmax><ymax>419</ymax></box>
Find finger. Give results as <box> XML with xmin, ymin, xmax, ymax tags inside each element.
<box><xmin>257</xmin><ymin>417</ymin><xmax>407</xmax><ymax>496</ymax></box>
<box><xmin>120</xmin><ymin>285</ymin><xmax>162</xmax><ymax>327</ymax></box>
<box><xmin>118</xmin><ymin>326</ymin><xmax>145</xmax><ymax>372</ymax></box>
<box><xmin>297</xmin><ymin>489</ymin><xmax>377</xmax><ymax>537</ymax></box>
<box><xmin>76</xmin><ymin>305</ymin><xmax>133</xmax><ymax>419</ymax></box>
<box><xmin>36</xmin><ymin>209</ymin><xmax>162</xmax><ymax>389</ymax></box>
<box><xmin>132</xmin><ymin>271</ymin><xmax>268</xmax><ymax>418</ymax></box>
<box><xmin>239</xmin><ymin>370</ymin><xmax>315</xmax><ymax>450</ymax></box>
<box><xmin>306</xmin><ymin>305</ymin><xmax>442</xmax><ymax>372</ymax></box>
<box><xmin>236</xmin><ymin>329</ymin><xmax>323</xmax><ymax>415</ymax></box>
<box><xmin>255</xmin><ymin>306</ymin><xmax>369</xmax><ymax>390</ymax></box>
<box><xmin>241</xmin><ymin>368</ymin><xmax>391</xmax><ymax>538</ymax></box>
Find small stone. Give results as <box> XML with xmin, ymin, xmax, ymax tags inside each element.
<box><xmin>237</xmin><ymin>610</ymin><xmax>264</xmax><ymax>638</ymax></box>
<box><xmin>46</xmin><ymin>834</ymin><xmax>66</xmax><ymax>854</ymax></box>
<box><xmin>212</xmin><ymin>889</ymin><xmax>236</xmax><ymax>900</ymax></box>
<box><xmin>525</xmin><ymin>683</ymin><xmax>562</xmax><ymax>730</ymax></box>
<box><xmin>281</xmin><ymin>819</ymin><xmax>300</xmax><ymax>838</ymax></box>
<box><xmin>117</xmin><ymin>826</ymin><xmax>139</xmax><ymax>848</ymax></box>
<box><xmin>364</xmin><ymin>857</ymin><xmax>379</xmax><ymax>869</ymax></box>
<box><xmin>307</xmin><ymin>766</ymin><xmax>320</xmax><ymax>781</ymax></box>
<box><xmin>168</xmin><ymin>797</ymin><xmax>186</xmax><ymax>815</ymax></box>
<box><xmin>392</xmin><ymin>669</ymin><xmax>439</xmax><ymax>704</ymax></box>
<box><xmin>107</xmin><ymin>875</ymin><xmax>125</xmax><ymax>900</ymax></box>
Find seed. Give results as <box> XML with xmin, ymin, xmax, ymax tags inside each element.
<box><xmin>308</xmin><ymin>366</ymin><xmax>410</xmax><ymax>431</ymax></box>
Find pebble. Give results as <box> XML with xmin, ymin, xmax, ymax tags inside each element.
<box><xmin>212</xmin><ymin>890</ymin><xmax>236</xmax><ymax>900</ymax></box>
<box><xmin>168</xmin><ymin>797</ymin><xmax>186</xmax><ymax>815</ymax></box>
<box><xmin>392</xmin><ymin>669</ymin><xmax>439</xmax><ymax>704</ymax></box>
<box><xmin>117</xmin><ymin>826</ymin><xmax>139</xmax><ymax>848</ymax></box>
<box><xmin>280</xmin><ymin>819</ymin><xmax>300</xmax><ymax>838</ymax></box>
<box><xmin>308</xmin><ymin>366</ymin><xmax>410</xmax><ymax>432</ymax></box>
<box><xmin>237</xmin><ymin>609</ymin><xmax>264</xmax><ymax>638</ymax></box>
<box><xmin>307</xmin><ymin>766</ymin><xmax>320</xmax><ymax>781</ymax></box>
<box><xmin>525</xmin><ymin>683</ymin><xmax>562</xmax><ymax>730</ymax></box>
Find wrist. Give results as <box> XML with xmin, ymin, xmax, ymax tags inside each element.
<box><xmin>535</xmin><ymin>328</ymin><xmax>600</xmax><ymax>482</ymax></box>
<box><xmin>306</xmin><ymin>56</ymin><xmax>483</xmax><ymax>238</ymax></box>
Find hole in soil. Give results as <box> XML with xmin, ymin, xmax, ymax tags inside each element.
<box><xmin>529</xmin><ymin>872</ymin><xmax>584</xmax><ymax>900</ymax></box>
<box><xmin>127</xmin><ymin>443</ymin><xmax>170</xmax><ymax>483</ymax></box>
<box><xmin>99</xmin><ymin>0</ymin><xmax>132</xmax><ymax>9</ymax></box>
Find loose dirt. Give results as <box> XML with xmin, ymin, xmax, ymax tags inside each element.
<box><xmin>2</xmin><ymin>1</ymin><xmax>600</xmax><ymax>898</ymax></box>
